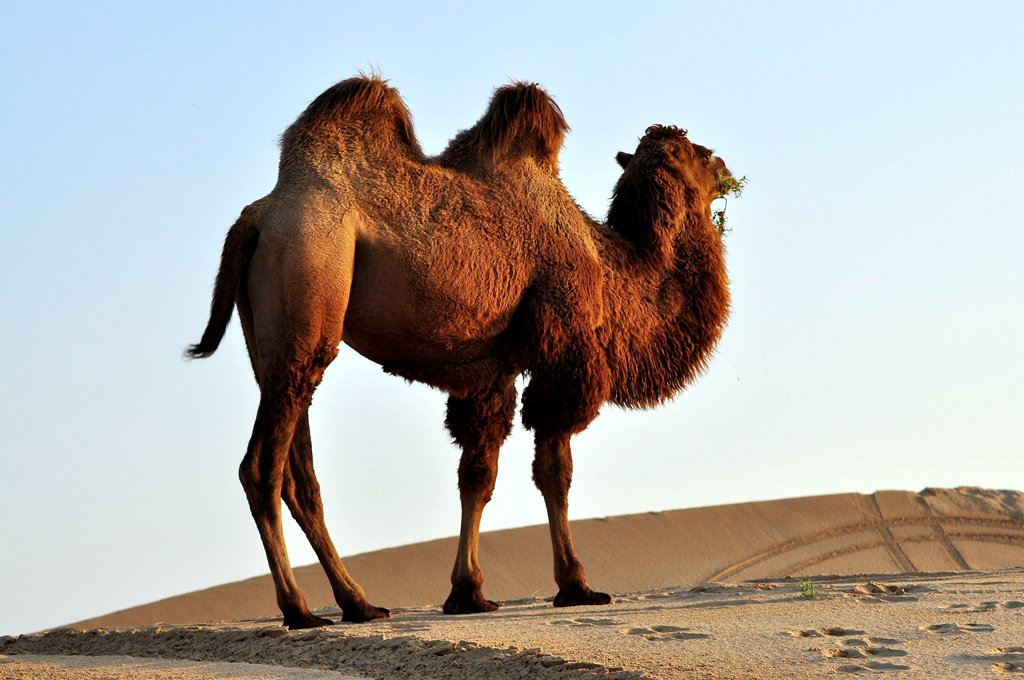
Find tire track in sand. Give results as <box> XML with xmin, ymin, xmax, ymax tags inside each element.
<box><xmin>710</xmin><ymin>515</ymin><xmax>1024</xmax><ymax>581</ymax></box>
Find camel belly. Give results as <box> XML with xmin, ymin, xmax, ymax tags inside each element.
<box><xmin>341</xmin><ymin>315</ymin><xmax>501</xmax><ymax>366</ymax></box>
<box><xmin>340</xmin><ymin>236</ymin><xmax>523</xmax><ymax>369</ymax></box>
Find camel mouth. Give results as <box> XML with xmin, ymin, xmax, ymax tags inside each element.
<box><xmin>716</xmin><ymin>172</ymin><xmax>746</xmax><ymax>199</ymax></box>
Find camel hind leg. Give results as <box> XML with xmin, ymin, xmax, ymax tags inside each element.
<box><xmin>239</xmin><ymin>342</ymin><xmax>343</xmax><ymax>629</ymax></box>
<box><xmin>282</xmin><ymin>408</ymin><xmax>389</xmax><ymax>622</ymax></box>
<box><xmin>442</xmin><ymin>374</ymin><xmax>517</xmax><ymax>614</ymax></box>
<box><xmin>242</xmin><ymin>329</ymin><xmax>388</xmax><ymax>626</ymax></box>
<box><xmin>238</xmin><ymin>209</ymin><xmax>386</xmax><ymax>627</ymax></box>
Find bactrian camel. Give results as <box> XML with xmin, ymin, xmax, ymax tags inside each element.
<box><xmin>189</xmin><ymin>75</ymin><xmax>734</xmax><ymax>628</ymax></box>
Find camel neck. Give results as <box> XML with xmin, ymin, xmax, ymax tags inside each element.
<box><xmin>597</xmin><ymin>210</ymin><xmax>730</xmax><ymax>409</ymax></box>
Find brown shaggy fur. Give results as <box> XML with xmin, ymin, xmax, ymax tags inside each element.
<box><xmin>189</xmin><ymin>75</ymin><xmax>732</xmax><ymax>628</ymax></box>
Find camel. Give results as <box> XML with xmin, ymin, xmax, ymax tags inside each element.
<box><xmin>188</xmin><ymin>75</ymin><xmax>734</xmax><ymax>628</ymax></box>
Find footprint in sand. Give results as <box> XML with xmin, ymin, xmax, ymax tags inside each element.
<box><xmin>387</xmin><ymin>622</ymin><xmax>431</xmax><ymax>632</ymax></box>
<box><xmin>977</xmin><ymin>648</ymin><xmax>1024</xmax><ymax>662</ymax></box>
<box><xmin>646</xmin><ymin>589</ymin><xmax>685</xmax><ymax>598</ymax></box>
<box><xmin>941</xmin><ymin>603</ymin><xmax>979</xmax><ymax>613</ymax></box>
<box><xmin>949</xmin><ymin>601</ymin><xmax>1000</xmax><ymax>613</ymax></box>
<box><xmin>617</xmin><ymin>590</ymin><xmax>685</xmax><ymax>603</ymax></box>
<box><xmin>845</xmin><ymin>582</ymin><xmax>919</xmax><ymax>603</ymax></box>
<box><xmin>689</xmin><ymin>585</ymin><xmax>731</xmax><ymax>594</ymax></box>
<box><xmin>818</xmin><ymin>634</ymin><xmax>908</xmax><ymax>662</ymax></box>
<box><xmin>943</xmin><ymin>601</ymin><xmax>1024</xmax><ymax>614</ymax></box>
<box><xmin>920</xmin><ymin>622</ymin><xmax>995</xmax><ymax>634</ymax></box>
<box><xmin>837</xmin><ymin>660</ymin><xmax>912</xmax><ymax>673</ymax></box>
<box><xmin>821</xmin><ymin>645</ymin><xmax>907</xmax><ymax>659</ymax></box>
<box><xmin>547</xmin><ymin>617</ymin><xmax>623</xmax><ymax>628</ymax></box>
<box><xmin>786</xmin><ymin>629</ymin><xmax>821</xmax><ymax>638</ymax></box>
<box><xmin>860</xmin><ymin>646</ymin><xmax>907</xmax><ymax>658</ymax></box>
<box><xmin>823</xmin><ymin>648</ymin><xmax>859</xmax><ymax>659</ymax></box>
<box><xmin>820</xmin><ymin>627</ymin><xmax>867</xmax><ymax>637</ymax></box>
<box><xmin>620</xmin><ymin>625</ymin><xmax>709</xmax><ymax>641</ymax></box>
<box><xmin>846</xmin><ymin>637</ymin><xmax>904</xmax><ymax>646</ymax></box>
<box><xmin>851</xmin><ymin>582</ymin><xmax>907</xmax><ymax>596</ymax></box>
<box><xmin>785</xmin><ymin>627</ymin><xmax>867</xmax><ymax>638</ymax></box>
<box><xmin>992</xmin><ymin>662</ymin><xmax>1024</xmax><ymax>674</ymax></box>
<box><xmin>955</xmin><ymin>648</ymin><xmax>1024</xmax><ymax>674</ymax></box>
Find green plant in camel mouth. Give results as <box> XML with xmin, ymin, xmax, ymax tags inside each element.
<box><xmin>712</xmin><ymin>174</ymin><xmax>747</xmax><ymax>236</ymax></box>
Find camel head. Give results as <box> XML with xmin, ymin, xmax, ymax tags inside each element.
<box><xmin>616</xmin><ymin>125</ymin><xmax>732</xmax><ymax>209</ymax></box>
<box><xmin>608</xmin><ymin>125</ymin><xmax>733</xmax><ymax>266</ymax></box>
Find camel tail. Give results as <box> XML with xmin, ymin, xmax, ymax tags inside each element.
<box><xmin>185</xmin><ymin>202</ymin><xmax>263</xmax><ymax>360</ymax></box>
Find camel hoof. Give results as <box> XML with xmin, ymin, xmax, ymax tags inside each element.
<box><xmin>283</xmin><ymin>612</ymin><xmax>334</xmax><ymax>629</ymax></box>
<box><xmin>341</xmin><ymin>604</ymin><xmax>390</xmax><ymax>623</ymax></box>
<box><xmin>443</xmin><ymin>591</ymin><xmax>500</xmax><ymax>615</ymax></box>
<box><xmin>553</xmin><ymin>585</ymin><xmax>612</xmax><ymax>608</ymax></box>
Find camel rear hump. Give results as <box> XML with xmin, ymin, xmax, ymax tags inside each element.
<box><xmin>440</xmin><ymin>82</ymin><xmax>569</xmax><ymax>172</ymax></box>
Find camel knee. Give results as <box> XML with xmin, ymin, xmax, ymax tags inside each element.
<box><xmin>457</xmin><ymin>454</ymin><xmax>498</xmax><ymax>501</ymax></box>
<box><xmin>532</xmin><ymin>438</ymin><xmax>573</xmax><ymax>497</ymax></box>
<box><xmin>240</xmin><ymin>369</ymin><xmax>323</xmax><ymax>513</ymax></box>
<box><xmin>446</xmin><ymin>380</ymin><xmax>515</xmax><ymax>503</ymax></box>
<box><xmin>238</xmin><ymin>432</ymin><xmax>288</xmax><ymax>516</ymax></box>
<box><xmin>238</xmin><ymin>454</ymin><xmax>275</xmax><ymax>513</ymax></box>
<box><xmin>532</xmin><ymin>465</ymin><xmax>570</xmax><ymax>499</ymax></box>
<box><xmin>283</xmin><ymin>474</ymin><xmax>323</xmax><ymax>516</ymax></box>
<box><xmin>238</xmin><ymin>453</ymin><xmax>259</xmax><ymax>496</ymax></box>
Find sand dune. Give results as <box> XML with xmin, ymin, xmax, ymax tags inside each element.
<box><xmin>5</xmin><ymin>487</ymin><xmax>1024</xmax><ymax>679</ymax></box>
<box><xmin>70</xmin><ymin>487</ymin><xmax>1024</xmax><ymax>630</ymax></box>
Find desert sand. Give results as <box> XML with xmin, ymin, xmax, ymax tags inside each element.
<box><xmin>4</xmin><ymin>487</ymin><xmax>1024</xmax><ymax>679</ymax></box>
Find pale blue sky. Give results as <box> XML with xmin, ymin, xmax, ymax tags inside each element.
<box><xmin>2</xmin><ymin>1</ymin><xmax>1022</xmax><ymax>636</ymax></box>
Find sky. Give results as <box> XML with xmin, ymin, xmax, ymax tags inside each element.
<box><xmin>2</xmin><ymin>1</ymin><xmax>1022</xmax><ymax>636</ymax></box>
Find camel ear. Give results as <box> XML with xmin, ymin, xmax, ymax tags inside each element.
<box><xmin>616</xmin><ymin>151</ymin><xmax>633</xmax><ymax>169</ymax></box>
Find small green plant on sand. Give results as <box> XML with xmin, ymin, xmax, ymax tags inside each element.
<box><xmin>799</xmin><ymin>575</ymin><xmax>818</xmax><ymax>599</ymax></box>
<box><xmin>712</xmin><ymin>174</ymin><xmax>748</xmax><ymax>236</ymax></box>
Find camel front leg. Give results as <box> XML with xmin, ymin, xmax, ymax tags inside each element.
<box><xmin>442</xmin><ymin>375</ymin><xmax>517</xmax><ymax>614</ymax></box>
<box><xmin>519</xmin><ymin>316</ymin><xmax>611</xmax><ymax>607</ymax></box>
<box><xmin>533</xmin><ymin>433</ymin><xmax>612</xmax><ymax>607</ymax></box>
<box><xmin>282</xmin><ymin>408</ymin><xmax>389</xmax><ymax>622</ymax></box>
